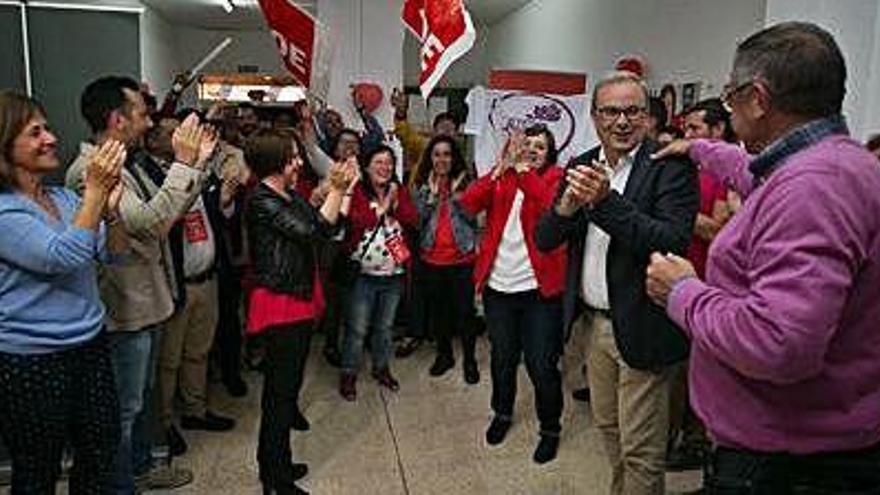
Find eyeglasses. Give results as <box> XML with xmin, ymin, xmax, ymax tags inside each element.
<box><xmin>721</xmin><ymin>79</ymin><xmax>754</xmax><ymax>111</ymax></box>
<box><xmin>594</xmin><ymin>105</ymin><xmax>646</xmax><ymax>121</ymax></box>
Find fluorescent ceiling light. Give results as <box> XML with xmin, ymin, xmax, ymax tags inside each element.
<box><xmin>222</xmin><ymin>0</ymin><xmax>233</xmax><ymax>13</ymax></box>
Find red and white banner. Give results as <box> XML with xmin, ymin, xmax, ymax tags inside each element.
<box><xmin>259</xmin><ymin>0</ymin><xmax>332</xmax><ymax>99</ymax></box>
<box><xmin>402</xmin><ymin>0</ymin><xmax>476</xmax><ymax>98</ymax></box>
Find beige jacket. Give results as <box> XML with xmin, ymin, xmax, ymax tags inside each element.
<box><xmin>66</xmin><ymin>142</ymin><xmax>206</xmax><ymax>332</ymax></box>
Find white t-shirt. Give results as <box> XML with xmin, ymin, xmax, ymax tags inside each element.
<box><xmin>488</xmin><ymin>190</ymin><xmax>538</xmax><ymax>293</ymax></box>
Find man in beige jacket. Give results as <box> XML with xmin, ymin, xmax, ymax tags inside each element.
<box><xmin>66</xmin><ymin>76</ymin><xmax>214</xmax><ymax>493</ymax></box>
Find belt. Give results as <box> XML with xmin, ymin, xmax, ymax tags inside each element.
<box><xmin>184</xmin><ymin>268</ymin><xmax>215</xmax><ymax>285</ymax></box>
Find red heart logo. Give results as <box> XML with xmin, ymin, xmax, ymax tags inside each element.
<box><xmin>353</xmin><ymin>83</ymin><xmax>384</xmax><ymax>114</ymax></box>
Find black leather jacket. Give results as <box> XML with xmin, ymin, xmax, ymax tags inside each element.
<box><xmin>247</xmin><ymin>183</ymin><xmax>337</xmax><ymax>299</ymax></box>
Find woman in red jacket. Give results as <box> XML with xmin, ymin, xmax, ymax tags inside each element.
<box><xmin>339</xmin><ymin>145</ymin><xmax>419</xmax><ymax>401</ymax></box>
<box><xmin>458</xmin><ymin>124</ymin><xmax>567</xmax><ymax>464</ymax></box>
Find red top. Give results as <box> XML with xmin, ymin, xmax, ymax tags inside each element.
<box><xmin>458</xmin><ymin>166</ymin><xmax>567</xmax><ymax>297</ymax></box>
<box><xmin>343</xmin><ymin>182</ymin><xmax>420</xmax><ymax>255</ymax></box>
<box><xmin>686</xmin><ymin>170</ymin><xmax>728</xmax><ymax>278</ymax></box>
<box><xmin>246</xmin><ymin>274</ymin><xmax>325</xmax><ymax>335</ymax></box>
<box><xmin>294</xmin><ymin>172</ymin><xmax>318</xmax><ymax>202</ymax></box>
<box><xmin>421</xmin><ymin>195</ymin><xmax>476</xmax><ymax>266</ymax></box>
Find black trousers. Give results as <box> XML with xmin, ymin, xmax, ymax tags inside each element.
<box><xmin>422</xmin><ymin>262</ymin><xmax>476</xmax><ymax>360</ymax></box>
<box><xmin>257</xmin><ymin>322</ymin><xmax>313</xmax><ymax>482</ymax></box>
<box><xmin>215</xmin><ymin>266</ymin><xmax>244</xmax><ymax>383</ymax></box>
<box><xmin>705</xmin><ymin>444</ymin><xmax>880</xmax><ymax>494</ymax></box>
<box><xmin>483</xmin><ymin>288</ymin><xmax>564</xmax><ymax>434</ymax></box>
<box><xmin>316</xmin><ymin>242</ymin><xmax>350</xmax><ymax>352</ymax></box>
<box><xmin>0</xmin><ymin>334</ymin><xmax>121</xmax><ymax>495</ymax></box>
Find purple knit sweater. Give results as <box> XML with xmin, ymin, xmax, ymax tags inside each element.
<box><xmin>668</xmin><ymin>136</ymin><xmax>880</xmax><ymax>454</ymax></box>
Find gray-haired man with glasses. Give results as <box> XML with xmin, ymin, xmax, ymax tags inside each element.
<box><xmin>649</xmin><ymin>22</ymin><xmax>880</xmax><ymax>494</ymax></box>
<box><xmin>536</xmin><ymin>71</ymin><xmax>699</xmax><ymax>494</ymax></box>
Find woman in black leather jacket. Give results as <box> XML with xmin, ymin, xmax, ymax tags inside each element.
<box><xmin>244</xmin><ymin>129</ymin><xmax>356</xmax><ymax>495</ymax></box>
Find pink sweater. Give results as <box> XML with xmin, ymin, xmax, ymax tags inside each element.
<box><xmin>668</xmin><ymin>136</ymin><xmax>880</xmax><ymax>454</ymax></box>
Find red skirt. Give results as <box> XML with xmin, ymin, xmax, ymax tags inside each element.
<box><xmin>246</xmin><ymin>275</ymin><xmax>325</xmax><ymax>336</ymax></box>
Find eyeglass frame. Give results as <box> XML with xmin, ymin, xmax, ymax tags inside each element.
<box><xmin>721</xmin><ymin>78</ymin><xmax>756</xmax><ymax>112</ymax></box>
<box><xmin>592</xmin><ymin>105</ymin><xmax>648</xmax><ymax>122</ymax></box>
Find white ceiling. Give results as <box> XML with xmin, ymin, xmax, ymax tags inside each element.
<box><xmin>139</xmin><ymin>0</ymin><xmax>532</xmax><ymax>30</ymax></box>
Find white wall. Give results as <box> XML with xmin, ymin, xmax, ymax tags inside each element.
<box><xmin>616</xmin><ymin>0</ymin><xmax>766</xmax><ymax>95</ymax></box>
<box><xmin>318</xmin><ymin>0</ymin><xmax>403</xmax><ymax>128</ymax></box>
<box><xmin>488</xmin><ymin>0</ymin><xmax>621</xmax><ymax>81</ymax></box>
<box><xmin>140</xmin><ymin>6</ymin><xmax>180</xmax><ymax>98</ymax></box>
<box><xmin>175</xmin><ymin>27</ymin><xmax>284</xmax><ymax>76</ymax></box>
<box><xmin>487</xmin><ymin>0</ymin><xmax>765</xmax><ymax>99</ymax></box>
<box><xmin>864</xmin><ymin>6</ymin><xmax>880</xmax><ymax>139</ymax></box>
<box><xmin>765</xmin><ymin>0</ymin><xmax>880</xmax><ymax>140</ymax></box>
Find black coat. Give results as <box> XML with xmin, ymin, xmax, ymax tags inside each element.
<box><xmin>535</xmin><ymin>140</ymin><xmax>699</xmax><ymax>370</ymax></box>
<box><xmin>247</xmin><ymin>183</ymin><xmax>336</xmax><ymax>299</ymax></box>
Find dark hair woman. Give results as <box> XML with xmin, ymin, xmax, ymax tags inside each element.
<box><xmin>458</xmin><ymin>124</ymin><xmax>568</xmax><ymax>464</ymax></box>
<box><xmin>245</xmin><ymin>128</ymin><xmax>357</xmax><ymax>495</ymax></box>
<box><xmin>0</xmin><ymin>91</ymin><xmax>128</xmax><ymax>492</ymax></box>
<box><xmin>339</xmin><ymin>145</ymin><xmax>419</xmax><ymax>401</ymax></box>
<box><xmin>410</xmin><ymin>135</ymin><xmax>480</xmax><ymax>382</ymax></box>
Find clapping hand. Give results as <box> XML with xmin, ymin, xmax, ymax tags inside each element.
<box><xmin>557</xmin><ymin>161</ymin><xmax>610</xmax><ymax>216</ymax></box>
<box><xmin>195</xmin><ymin>124</ymin><xmax>219</xmax><ymax>170</ymax></box>
<box><xmin>328</xmin><ymin>156</ymin><xmax>360</xmax><ymax>193</ymax></box>
<box><xmin>86</xmin><ymin>139</ymin><xmax>126</xmax><ymax>198</ymax></box>
<box><xmin>376</xmin><ymin>183</ymin><xmax>398</xmax><ymax>217</ymax></box>
<box><xmin>646</xmin><ymin>252</ymin><xmax>696</xmax><ymax>307</ymax></box>
<box><xmin>172</xmin><ymin>113</ymin><xmax>204</xmax><ymax>167</ymax></box>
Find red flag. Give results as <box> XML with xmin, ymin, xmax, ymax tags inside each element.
<box><xmin>259</xmin><ymin>0</ymin><xmax>316</xmax><ymax>87</ymax></box>
<box><xmin>402</xmin><ymin>0</ymin><xmax>476</xmax><ymax>98</ymax></box>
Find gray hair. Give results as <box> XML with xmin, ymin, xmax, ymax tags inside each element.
<box><xmin>590</xmin><ymin>71</ymin><xmax>650</xmax><ymax>112</ymax></box>
<box><xmin>732</xmin><ymin>22</ymin><xmax>846</xmax><ymax>118</ymax></box>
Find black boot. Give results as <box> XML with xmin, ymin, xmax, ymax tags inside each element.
<box><xmin>485</xmin><ymin>417</ymin><xmax>512</xmax><ymax>445</ymax></box>
<box><xmin>533</xmin><ymin>434</ymin><xmax>560</xmax><ymax>464</ymax></box>
<box><xmin>261</xmin><ymin>463</ymin><xmax>309</xmax><ymax>494</ymax></box>
<box><xmin>262</xmin><ymin>478</ymin><xmax>308</xmax><ymax>495</ymax></box>
<box><xmin>429</xmin><ymin>353</ymin><xmax>455</xmax><ymax>376</ymax></box>
<box><xmin>462</xmin><ymin>335</ymin><xmax>479</xmax><ymax>384</ymax></box>
<box><xmin>463</xmin><ymin>359</ymin><xmax>479</xmax><ymax>384</ymax></box>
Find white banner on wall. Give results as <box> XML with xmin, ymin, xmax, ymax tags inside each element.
<box><xmin>464</xmin><ymin>86</ymin><xmax>598</xmax><ymax>177</ymax></box>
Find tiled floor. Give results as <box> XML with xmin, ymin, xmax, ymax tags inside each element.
<box><xmin>1</xmin><ymin>335</ymin><xmax>702</xmax><ymax>494</ymax></box>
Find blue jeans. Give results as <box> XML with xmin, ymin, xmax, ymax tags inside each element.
<box><xmin>483</xmin><ymin>288</ymin><xmax>564</xmax><ymax>434</ymax></box>
<box><xmin>110</xmin><ymin>327</ymin><xmax>159</xmax><ymax>494</ymax></box>
<box><xmin>342</xmin><ymin>274</ymin><xmax>404</xmax><ymax>374</ymax></box>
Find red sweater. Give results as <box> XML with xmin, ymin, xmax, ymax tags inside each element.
<box><xmin>344</xmin><ymin>182</ymin><xmax>420</xmax><ymax>255</ymax></box>
<box><xmin>458</xmin><ymin>166</ymin><xmax>567</xmax><ymax>297</ymax></box>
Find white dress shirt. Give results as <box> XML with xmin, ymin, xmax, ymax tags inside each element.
<box><xmin>580</xmin><ymin>146</ymin><xmax>638</xmax><ymax>309</ymax></box>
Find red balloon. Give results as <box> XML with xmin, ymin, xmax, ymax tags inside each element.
<box><xmin>353</xmin><ymin>83</ymin><xmax>384</xmax><ymax>114</ymax></box>
<box><xmin>615</xmin><ymin>57</ymin><xmax>645</xmax><ymax>78</ymax></box>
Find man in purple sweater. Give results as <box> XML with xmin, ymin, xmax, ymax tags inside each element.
<box><xmin>648</xmin><ymin>22</ymin><xmax>880</xmax><ymax>493</ymax></box>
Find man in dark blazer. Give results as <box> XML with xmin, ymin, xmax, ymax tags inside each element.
<box><xmin>536</xmin><ymin>71</ymin><xmax>698</xmax><ymax>495</ymax></box>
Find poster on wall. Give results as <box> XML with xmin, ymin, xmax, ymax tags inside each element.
<box><xmin>681</xmin><ymin>82</ymin><xmax>702</xmax><ymax>111</ymax></box>
<box><xmin>464</xmin><ymin>86</ymin><xmax>597</xmax><ymax>177</ymax></box>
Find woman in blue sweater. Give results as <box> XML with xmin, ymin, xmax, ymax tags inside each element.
<box><xmin>0</xmin><ymin>91</ymin><xmax>129</xmax><ymax>493</ymax></box>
